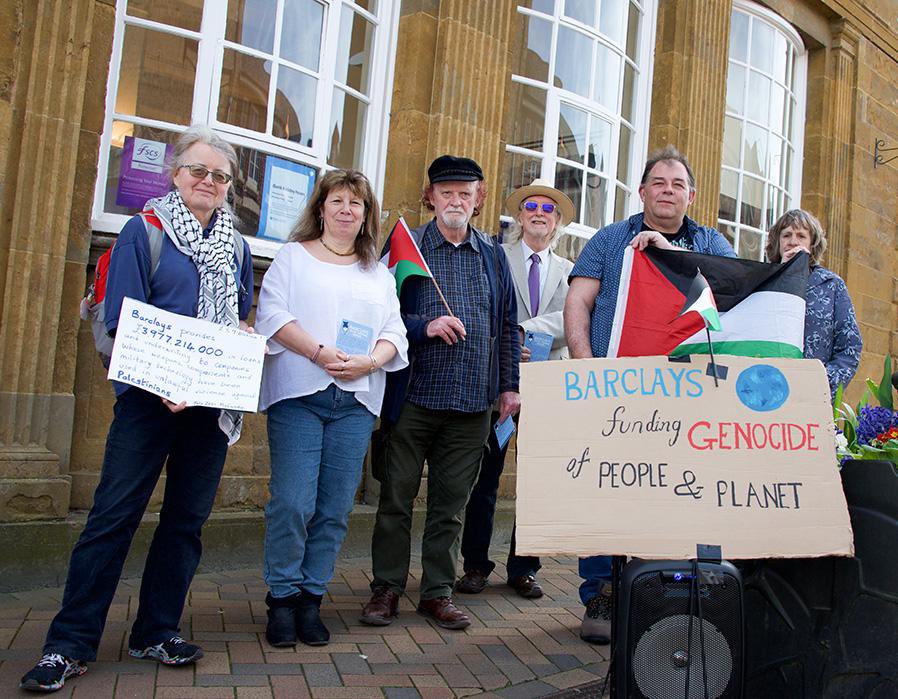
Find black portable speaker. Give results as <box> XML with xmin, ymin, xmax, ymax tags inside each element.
<box><xmin>613</xmin><ymin>559</ymin><xmax>744</xmax><ymax>699</ymax></box>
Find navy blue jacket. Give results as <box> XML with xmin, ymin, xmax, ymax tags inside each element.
<box><xmin>381</xmin><ymin>219</ymin><xmax>520</xmax><ymax>424</ymax></box>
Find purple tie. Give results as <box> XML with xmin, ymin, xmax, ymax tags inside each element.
<box><xmin>528</xmin><ymin>252</ymin><xmax>541</xmax><ymax>315</ymax></box>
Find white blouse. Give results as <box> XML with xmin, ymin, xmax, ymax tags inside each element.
<box><xmin>255</xmin><ymin>242</ymin><xmax>409</xmax><ymax>415</ymax></box>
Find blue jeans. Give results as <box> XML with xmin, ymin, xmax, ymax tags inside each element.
<box><xmin>43</xmin><ymin>388</ymin><xmax>227</xmax><ymax>661</ymax></box>
<box><xmin>264</xmin><ymin>385</ymin><xmax>376</xmax><ymax>598</ymax></box>
<box><xmin>579</xmin><ymin>555</ymin><xmax>613</xmax><ymax>605</ymax></box>
<box><xmin>462</xmin><ymin>412</ymin><xmax>540</xmax><ymax>581</ymax></box>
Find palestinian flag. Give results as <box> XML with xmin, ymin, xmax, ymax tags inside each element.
<box><xmin>381</xmin><ymin>217</ymin><xmax>433</xmax><ymax>294</ymax></box>
<box><xmin>607</xmin><ymin>247</ymin><xmax>809</xmax><ymax>358</ymax></box>
<box><xmin>678</xmin><ymin>268</ymin><xmax>721</xmax><ymax>331</ymax></box>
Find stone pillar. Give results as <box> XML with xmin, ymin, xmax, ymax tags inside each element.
<box><xmin>0</xmin><ymin>0</ymin><xmax>97</xmax><ymax>520</ymax></box>
<box><xmin>802</xmin><ymin>20</ymin><xmax>859</xmax><ymax>281</ymax></box>
<box><xmin>649</xmin><ymin>0</ymin><xmax>733</xmax><ymax>226</ymax></box>
<box><xmin>381</xmin><ymin>0</ymin><xmax>517</xmax><ymax>233</ymax></box>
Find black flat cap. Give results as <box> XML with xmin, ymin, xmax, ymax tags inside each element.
<box><xmin>427</xmin><ymin>154</ymin><xmax>484</xmax><ymax>184</ymax></box>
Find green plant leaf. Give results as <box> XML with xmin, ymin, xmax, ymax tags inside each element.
<box><xmin>877</xmin><ymin>355</ymin><xmax>893</xmax><ymax>410</ymax></box>
<box><xmin>833</xmin><ymin>384</ymin><xmax>844</xmax><ymax>420</ymax></box>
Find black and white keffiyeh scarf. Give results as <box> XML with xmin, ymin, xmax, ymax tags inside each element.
<box><xmin>146</xmin><ymin>190</ymin><xmax>244</xmax><ymax>444</ymax></box>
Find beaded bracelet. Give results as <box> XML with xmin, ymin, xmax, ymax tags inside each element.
<box><xmin>310</xmin><ymin>344</ymin><xmax>324</xmax><ymax>364</ymax></box>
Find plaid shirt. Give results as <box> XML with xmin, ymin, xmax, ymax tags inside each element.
<box><xmin>406</xmin><ymin>222</ymin><xmax>491</xmax><ymax>412</ymax></box>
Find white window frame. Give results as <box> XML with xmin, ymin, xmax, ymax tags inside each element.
<box><xmin>718</xmin><ymin>0</ymin><xmax>807</xmax><ymax>259</ymax></box>
<box><xmin>92</xmin><ymin>0</ymin><xmax>401</xmax><ymax>257</ymax></box>
<box><xmin>503</xmin><ymin>0</ymin><xmax>657</xmax><ymax>238</ymax></box>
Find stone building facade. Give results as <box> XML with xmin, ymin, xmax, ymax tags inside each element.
<box><xmin>0</xmin><ymin>0</ymin><xmax>896</xmax><ymax>528</ymax></box>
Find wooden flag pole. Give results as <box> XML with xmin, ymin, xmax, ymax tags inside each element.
<box><xmin>430</xmin><ymin>276</ymin><xmax>455</xmax><ymax>318</ymax></box>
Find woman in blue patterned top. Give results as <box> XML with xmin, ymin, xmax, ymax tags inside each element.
<box><xmin>766</xmin><ymin>209</ymin><xmax>862</xmax><ymax>397</ymax></box>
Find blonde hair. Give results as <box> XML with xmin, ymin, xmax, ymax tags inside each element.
<box><xmin>766</xmin><ymin>209</ymin><xmax>827</xmax><ymax>266</ymax></box>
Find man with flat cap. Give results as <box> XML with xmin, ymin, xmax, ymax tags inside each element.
<box><xmin>361</xmin><ymin>155</ymin><xmax>520</xmax><ymax>630</ymax></box>
<box><xmin>456</xmin><ymin>179</ymin><xmax>574</xmax><ymax>600</ymax></box>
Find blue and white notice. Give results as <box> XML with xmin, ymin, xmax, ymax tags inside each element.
<box><xmin>107</xmin><ymin>297</ymin><xmax>267</xmax><ymax>411</ymax></box>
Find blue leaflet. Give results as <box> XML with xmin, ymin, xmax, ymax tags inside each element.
<box><xmin>336</xmin><ymin>319</ymin><xmax>373</xmax><ymax>355</ymax></box>
<box><xmin>524</xmin><ymin>331</ymin><xmax>553</xmax><ymax>362</ymax></box>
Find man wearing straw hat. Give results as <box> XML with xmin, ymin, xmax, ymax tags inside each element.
<box><xmin>361</xmin><ymin>155</ymin><xmax>521</xmax><ymax>630</ymax></box>
<box><xmin>456</xmin><ymin>179</ymin><xmax>574</xmax><ymax>601</ymax></box>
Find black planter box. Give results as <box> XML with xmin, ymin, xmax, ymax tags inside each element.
<box><xmin>742</xmin><ymin>460</ymin><xmax>898</xmax><ymax>698</ymax></box>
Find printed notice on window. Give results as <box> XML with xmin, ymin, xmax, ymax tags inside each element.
<box><xmin>257</xmin><ymin>156</ymin><xmax>317</xmax><ymax>241</ymax></box>
<box><xmin>107</xmin><ymin>297</ymin><xmax>267</xmax><ymax>412</ymax></box>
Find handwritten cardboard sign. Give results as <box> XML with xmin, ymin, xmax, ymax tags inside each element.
<box><xmin>515</xmin><ymin>356</ymin><xmax>854</xmax><ymax>559</ymax></box>
<box><xmin>108</xmin><ymin>297</ymin><xmax>266</xmax><ymax>412</ymax></box>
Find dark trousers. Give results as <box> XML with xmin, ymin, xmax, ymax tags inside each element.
<box><xmin>461</xmin><ymin>412</ymin><xmax>540</xmax><ymax>581</ymax></box>
<box><xmin>370</xmin><ymin>402</ymin><xmax>491</xmax><ymax>600</ymax></box>
<box><xmin>43</xmin><ymin>388</ymin><xmax>227</xmax><ymax>661</ymax></box>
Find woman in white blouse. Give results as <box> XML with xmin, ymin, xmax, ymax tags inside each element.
<box><xmin>255</xmin><ymin>170</ymin><xmax>408</xmax><ymax>648</ymax></box>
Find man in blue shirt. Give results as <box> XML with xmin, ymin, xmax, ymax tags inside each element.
<box><xmin>361</xmin><ymin>156</ymin><xmax>520</xmax><ymax>630</ymax></box>
<box><xmin>564</xmin><ymin>146</ymin><xmax>736</xmax><ymax>644</ymax></box>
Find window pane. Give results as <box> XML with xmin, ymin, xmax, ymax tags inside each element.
<box><xmin>328</xmin><ymin>89</ymin><xmax>367</xmax><ymax>168</ymax></box>
<box><xmin>740</xmin><ymin>175</ymin><xmax>763</xmax><ymax>227</ymax></box>
<box><xmin>555</xmin><ymin>163</ymin><xmax>583</xmax><ymax>223</ymax></box>
<box><xmin>725</xmin><ymin>62</ymin><xmax>745</xmax><ymax>115</ymax></box>
<box><xmin>520</xmin><ymin>0</ymin><xmax>555</xmax><ymax>13</ymax></box>
<box><xmin>766</xmin><ymin>186</ymin><xmax>780</xmax><ymax>230</ymax></box>
<box><xmin>614</xmin><ymin>184</ymin><xmax>628</xmax><ymax>222</ymax></box>
<box><xmin>116</xmin><ymin>25</ymin><xmax>198</xmax><ymax>125</ymax></box>
<box><xmin>742</xmin><ymin>123</ymin><xmax>767</xmax><ymax>177</ymax></box>
<box><xmin>750</xmin><ymin>19</ymin><xmax>774</xmax><ymax>73</ymax></box>
<box><xmin>719</xmin><ymin>222</ymin><xmax>736</xmax><ymax>248</ymax></box>
<box><xmin>625</xmin><ymin>3</ymin><xmax>640</xmax><ymax>61</ymax></box>
<box><xmin>617</xmin><ymin>125</ymin><xmax>632</xmax><ymax>183</ymax></box>
<box><xmin>103</xmin><ymin>121</ymin><xmax>178</xmax><ymax>216</ymax></box>
<box><xmin>588</xmin><ymin>117</ymin><xmax>611</xmax><ymax>172</ymax></box>
<box><xmin>768</xmin><ymin>135</ymin><xmax>783</xmax><ymax>188</ymax></box>
<box><xmin>502</xmin><ymin>151</ymin><xmax>543</xmax><ymax>210</ymax></box>
<box><xmin>125</xmin><ymin>0</ymin><xmax>203</xmax><ymax>31</ymax></box>
<box><xmin>218</xmin><ymin>49</ymin><xmax>270</xmax><ymax>133</ymax></box>
<box><xmin>273</xmin><ymin>65</ymin><xmax>317</xmax><ymax>146</ymax></box>
<box><xmin>771</xmin><ymin>32</ymin><xmax>789</xmax><ymax>84</ymax></box>
<box><xmin>769</xmin><ymin>83</ymin><xmax>785</xmax><ymax>131</ymax></box>
<box><xmin>620</xmin><ymin>62</ymin><xmax>635</xmax><ymax>122</ymax></box>
<box><xmin>737</xmin><ymin>227</ymin><xmax>763</xmax><ymax>260</ymax></box>
<box><xmin>513</xmin><ymin>13</ymin><xmax>552</xmax><ymax>82</ymax></box>
<box><xmin>352</xmin><ymin>0</ymin><xmax>377</xmax><ymax>12</ymax></box>
<box><xmin>584</xmin><ymin>173</ymin><xmax>608</xmax><ymax>228</ymax></box>
<box><xmin>719</xmin><ymin>169</ymin><xmax>738</xmax><ymax>222</ymax></box>
<box><xmin>226</xmin><ymin>0</ymin><xmax>277</xmax><ymax>54</ymax></box>
<box><xmin>747</xmin><ymin>71</ymin><xmax>770</xmax><ymax>124</ymax></box>
<box><xmin>593</xmin><ymin>45</ymin><xmax>620</xmax><ymax>110</ymax></box>
<box><xmin>506</xmin><ymin>82</ymin><xmax>546</xmax><ymax>152</ymax></box>
<box><xmin>281</xmin><ymin>0</ymin><xmax>325</xmax><ymax>71</ymax></box>
<box><xmin>333</xmin><ymin>8</ymin><xmax>374</xmax><ymax>94</ymax></box>
<box><xmin>722</xmin><ymin>116</ymin><xmax>742</xmax><ymax>168</ymax></box>
<box><xmin>729</xmin><ymin>11</ymin><xmax>748</xmax><ymax>63</ymax></box>
<box><xmin>564</xmin><ymin>0</ymin><xmax>595</xmax><ymax>27</ymax></box>
<box><xmin>558</xmin><ymin>103</ymin><xmax>587</xmax><ymax>163</ymax></box>
<box><xmin>555</xmin><ymin>27</ymin><xmax>592</xmax><ymax>97</ymax></box>
<box><xmin>600</xmin><ymin>0</ymin><xmax>627</xmax><ymax>45</ymax></box>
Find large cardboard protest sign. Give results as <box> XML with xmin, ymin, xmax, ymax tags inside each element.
<box><xmin>516</xmin><ymin>356</ymin><xmax>853</xmax><ymax>559</ymax></box>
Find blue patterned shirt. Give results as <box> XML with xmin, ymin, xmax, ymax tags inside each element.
<box><xmin>570</xmin><ymin>213</ymin><xmax>736</xmax><ymax>357</ymax></box>
<box><xmin>804</xmin><ymin>265</ymin><xmax>862</xmax><ymax>396</ymax></box>
<box><xmin>406</xmin><ymin>222</ymin><xmax>492</xmax><ymax>412</ymax></box>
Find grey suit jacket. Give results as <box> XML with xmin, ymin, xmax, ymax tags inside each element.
<box><xmin>502</xmin><ymin>241</ymin><xmax>574</xmax><ymax>360</ymax></box>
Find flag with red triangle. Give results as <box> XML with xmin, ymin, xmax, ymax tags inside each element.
<box><xmin>381</xmin><ymin>217</ymin><xmax>433</xmax><ymax>294</ymax></box>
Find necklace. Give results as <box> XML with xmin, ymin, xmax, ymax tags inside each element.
<box><xmin>319</xmin><ymin>236</ymin><xmax>355</xmax><ymax>257</ymax></box>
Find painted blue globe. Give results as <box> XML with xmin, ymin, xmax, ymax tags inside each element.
<box><xmin>735</xmin><ymin>364</ymin><xmax>790</xmax><ymax>412</ymax></box>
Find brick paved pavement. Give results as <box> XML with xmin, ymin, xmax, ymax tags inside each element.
<box><xmin>0</xmin><ymin>554</ymin><xmax>608</xmax><ymax>698</ymax></box>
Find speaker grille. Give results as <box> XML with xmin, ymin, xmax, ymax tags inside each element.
<box><xmin>626</xmin><ymin>569</ymin><xmax>742</xmax><ymax>699</ymax></box>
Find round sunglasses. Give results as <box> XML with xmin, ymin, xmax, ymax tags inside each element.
<box><xmin>522</xmin><ymin>201</ymin><xmax>557</xmax><ymax>213</ymax></box>
<box><xmin>179</xmin><ymin>164</ymin><xmax>233</xmax><ymax>185</ymax></box>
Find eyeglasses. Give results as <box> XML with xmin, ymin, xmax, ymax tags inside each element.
<box><xmin>522</xmin><ymin>201</ymin><xmax>557</xmax><ymax>214</ymax></box>
<box><xmin>179</xmin><ymin>164</ymin><xmax>233</xmax><ymax>185</ymax></box>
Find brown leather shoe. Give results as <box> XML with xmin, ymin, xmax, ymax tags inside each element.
<box><xmin>508</xmin><ymin>574</ymin><xmax>544</xmax><ymax>599</ymax></box>
<box><xmin>455</xmin><ymin>570</ymin><xmax>489</xmax><ymax>594</ymax></box>
<box><xmin>359</xmin><ymin>586</ymin><xmax>399</xmax><ymax>626</ymax></box>
<box><xmin>417</xmin><ymin>596</ymin><xmax>471</xmax><ymax>629</ymax></box>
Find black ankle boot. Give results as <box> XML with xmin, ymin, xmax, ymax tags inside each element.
<box><xmin>265</xmin><ymin>592</ymin><xmax>299</xmax><ymax>647</ymax></box>
<box><xmin>295</xmin><ymin>590</ymin><xmax>330</xmax><ymax>646</ymax></box>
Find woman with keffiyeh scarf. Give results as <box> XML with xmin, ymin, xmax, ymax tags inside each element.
<box><xmin>21</xmin><ymin>126</ymin><xmax>254</xmax><ymax>694</ymax></box>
